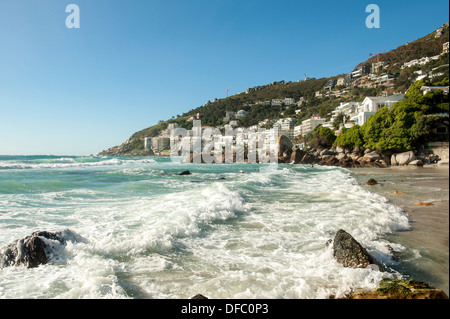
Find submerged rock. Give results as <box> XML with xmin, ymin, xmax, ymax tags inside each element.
<box><xmin>179</xmin><ymin>170</ymin><xmax>192</xmax><ymax>175</ymax></box>
<box><xmin>332</xmin><ymin>229</ymin><xmax>384</xmax><ymax>271</ymax></box>
<box><xmin>0</xmin><ymin>230</ymin><xmax>84</xmax><ymax>268</ymax></box>
<box><xmin>366</xmin><ymin>178</ymin><xmax>378</xmax><ymax>186</ymax></box>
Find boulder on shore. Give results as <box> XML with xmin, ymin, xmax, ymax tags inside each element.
<box><xmin>331</xmin><ymin>229</ymin><xmax>384</xmax><ymax>271</ymax></box>
<box><xmin>277</xmin><ymin>135</ymin><xmax>293</xmax><ymax>158</ymax></box>
<box><xmin>290</xmin><ymin>147</ymin><xmax>306</xmax><ymax>164</ymax></box>
<box><xmin>391</xmin><ymin>151</ymin><xmax>417</xmax><ymax>166</ymax></box>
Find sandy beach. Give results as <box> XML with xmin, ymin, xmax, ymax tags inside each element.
<box><xmin>350</xmin><ymin>165</ymin><xmax>449</xmax><ymax>296</ymax></box>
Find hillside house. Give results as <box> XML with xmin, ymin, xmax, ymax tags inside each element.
<box><xmin>420</xmin><ymin>86</ymin><xmax>449</xmax><ymax>95</ymax></box>
<box><xmin>350</xmin><ymin>93</ymin><xmax>406</xmax><ymax>126</ymax></box>
<box><xmin>284</xmin><ymin>98</ymin><xmax>295</xmax><ymax>106</ymax></box>
<box><xmin>296</xmin><ymin>116</ymin><xmax>326</xmax><ymax>137</ymax></box>
<box><xmin>271</xmin><ymin>99</ymin><xmax>283</xmax><ymax>107</ymax></box>
<box><xmin>331</xmin><ymin>102</ymin><xmax>360</xmax><ymax>124</ymax></box>
<box><xmin>235</xmin><ymin>110</ymin><xmax>248</xmax><ymax>119</ymax></box>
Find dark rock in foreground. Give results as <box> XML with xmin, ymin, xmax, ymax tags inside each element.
<box><xmin>0</xmin><ymin>230</ymin><xmax>85</xmax><ymax>268</ymax></box>
<box><xmin>179</xmin><ymin>170</ymin><xmax>192</xmax><ymax>175</ymax></box>
<box><xmin>332</xmin><ymin>229</ymin><xmax>384</xmax><ymax>271</ymax></box>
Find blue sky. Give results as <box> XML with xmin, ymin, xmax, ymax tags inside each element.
<box><xmin>0</xmin><ymin>0</ymin><xmax>448</xmax><ymax>155</ymax></box>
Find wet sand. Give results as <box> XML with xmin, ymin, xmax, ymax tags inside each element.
<box><xmin>349</xmin><ymin>165</ymin><xmax>449</xmax><ymax>296</ymax></box>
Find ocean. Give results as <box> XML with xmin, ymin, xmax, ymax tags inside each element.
<box><xmin>0</xmin><ymin>155</ymin><xmax>412</xmax><ymax>299</ymax></box>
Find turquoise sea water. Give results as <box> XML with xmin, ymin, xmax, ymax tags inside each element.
<box><xmin>0</xmin><ymin>155</ymin><xmax>412</xmax><ymax>298</ymax></box>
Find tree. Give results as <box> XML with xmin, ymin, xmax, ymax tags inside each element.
<box><xmin>333</xmin><ymin>112</ymin><xmax>348</xmax><ymax>130</ymax></box>
<box><xmin>308</xmin><ymin>126</ymin><xmax>336</xmax><ymax>149</ymax></box>
<box><xmin>335</xmin><ymin>125</ymin><xmax>364</xmax><ymax>149</ymax></box>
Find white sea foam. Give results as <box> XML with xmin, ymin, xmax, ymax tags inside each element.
<box><xmin>0</xmin><ymin>157</ymin><xmax>157</xmax><ymax>170</ymax></box>
<box><xmin>0</xmin><ymin>159</ymin><xmax>415</xmax><ymax>299</ymax></box>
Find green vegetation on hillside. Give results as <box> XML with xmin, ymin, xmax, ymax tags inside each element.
<box><xmin>335</xmin><ymin>78</ymin><xmax>449</xmax><ymax>152</ymax></box>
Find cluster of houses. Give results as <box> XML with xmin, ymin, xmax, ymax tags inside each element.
<box><xmin>146</xmin><ymin>92</ymin><xmax>407</xmax><ymax>154</ymax></box>
<box><xmin>246</xmin><ymin>97</ymin><xmax>306</xmax><ymax>109</ymax></box>
<box><xmin>314</xmin><ymin>63</ymin><xmax>393</xmax><ymax>99</ymax></box>
<box><xmin>145</xmin><ymin>36</ymin><xmax>449</xmax><ymax>154</ymax></box>
<box><xmin>294</xmin><ymin>93</ymin><xmax>407</xmax><ymax>138</ymax></box>
<box><xmin>145</xmin><ymin>84</ymin><xmax>450</xmax><ymax>154</ymax></box>
<box><xmin>315</xmin><ymin>41</ymin><xmax>449</xmax><ymax>100</ymax></box>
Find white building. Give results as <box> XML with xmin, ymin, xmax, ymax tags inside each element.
<box><xmin>271</xmin><ymin>99</ymin><xmax>283</xmax><ymax>107</ymax></box>
<box><xmin>274</xmin><ymin>118</ymin><xmax>296</xmax><ymax>130</ymax></box>
<box><xmin>321</xmin><ymin>121</ymin><xmax>335</xmax><ymax>130</ymax></box>
<box><xmin>235</xmin><ymin>110</ymin><xmax>248</xmax><ymax>119</ymax></box>
<box><xmin>297</xmin><ymin>97</ymin><xmax>306</xmax><ymax>107</ymax></box>
<box><xmin>350</xmin><ymin>93</ymin><xmax>406</xmax><ymax>126</ymax></box>
<box><xmin>284</xmin><ymin>98</ymin><xmax>295</xmax><ymax>106</ymax></box>
<box><xmin>401</xmin><ymin>55</ymin><xmax>440</xmax><ymax>69</ymax></box>
<box><xmin>296</xmin><ymin>116</ymin><xmax>326</xmax><ymax>137</ymax></box>
<box><xmin>443</xmin><ymin>42</ymin><xmax>449</xmax><ymax>54</ymax></box>
<box><xmin>294</xmin><ymin>125</ymin><xmax>303</xmax><ymax>138</ymax></box>
<box><xmin>420</xmin><ymin>86</ymin><xmax>449</xmax><ymax>95</ymax></box>
<box><xmin>331</xmin><ymin>102</ymin><xmax>360</xmax><ymax>124</ymax></box>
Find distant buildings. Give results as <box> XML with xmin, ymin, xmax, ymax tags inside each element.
<box><xmin>293</xmin><ymin>93</ymin><xmax>407</xmax><ymax>140</ymax></box>
<box><xmin>401</xmin><ymin>55</ymin><xmax>441</xmax><ymax>69</ymax></box>
<box><xmin>420</xmin><ymin>86</ymin><xmax>449</xmax><ymax>95</ymax></box>
<box><xmin>324</xmin><ymin>79</ymin><xmax>337</xmax><ymax>91</ymax></box>
<box><xmin>331</xmin><ymin>102</ymin><xmax>360</xmax><ymax>124</ymax></box>
<box><xmin>236</xmin><ymin>110</ymin><xmax>248</xmax><ymax>119</ymax></box>
<box><xmin>294</xmin><ymin>116</ymin><xmax>326</xmax><ymax>137</ymax></box>
<box><xmin>271</xmin><ymin>99</ymin><xmax>283</xmax><ymax>107</ymax></box>
<box><xmin>443</xmin><ymin>42</ymin><xmax>449</xmax><ymax>54</ymax></box>
<box><xmin>351</xmin><ymin>65</ymin><xmax>371</xmax><ymax>79</ymax></box>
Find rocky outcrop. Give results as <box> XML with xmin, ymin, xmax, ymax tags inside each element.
<box><xmin>346</xmin><ymin>280</ymin><xmax>448</xmax><ymax>299</ymax></box>
<box><xmin>98</xmin><ymin>139</ymin><xmax>154</xmax><ymax>157</ymax></box>
<box><xmin>0</xmin><ymin>230</ymin><xmax>85</xmax><ymax>268</ymax></box>
<box><xmin>166</xmin><ymin>135</ymin><xmax>446</xmax><ymax>168</ymax></box>
<box><xmin>277</xmin><ymin>135</ymin><xmax>293</xmax><ymax>158</ymax></box>
<box><xmin>408</xmin><ymin>159</ymin><xmax>424</xmax><ymax>166</ymax></box>
<box><xmin>331</xmin><ymin>229</ymin><xmax>384</xmax><ymax>271</ymax></box>
<box><xmin>290</xmin><ymin>146</ymin><xmax>306</xmax><ymax>164</ymax></box>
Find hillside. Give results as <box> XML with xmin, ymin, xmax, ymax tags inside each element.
<box><xmin>358</xmin><ymin>22</ymin><xmax>449</xmax><ymax>68</ymax></box>
<box><xmin>98</xmin><ymin>23</ymin><xmax>449</xmax><ymax>156</ymax></box>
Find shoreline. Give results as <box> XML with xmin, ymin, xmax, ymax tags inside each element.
<box><xmin>349</xmin><ymin>165</ymin><xmax>449</xmax><ymax>296</ymax></box>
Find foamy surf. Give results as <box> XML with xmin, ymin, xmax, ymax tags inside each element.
<box><xmin>0</xmin><ymin>156</ymin><xmax>413</xmax><ymax>299</ymax></box>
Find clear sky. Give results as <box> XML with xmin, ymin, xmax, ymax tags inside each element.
<box><xmin>0</xmin><ymin>0</ymin><xmax>448</xmax><ymax>155</ymax></box>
